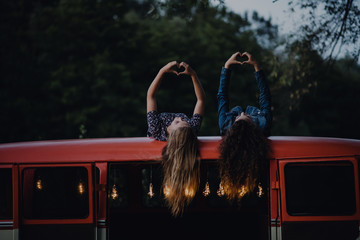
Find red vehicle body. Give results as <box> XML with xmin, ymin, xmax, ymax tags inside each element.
<box><xmin>0</xmin><ymin>136</ymin><xmax>360</xmax><ymax>240</ymax></box>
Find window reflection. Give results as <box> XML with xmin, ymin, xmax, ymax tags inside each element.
<box><xmin>141</xmin><ymin>165</ymin><xmax>166</xmax><ymax>208</ymax></box>
<box><xmin>22</xmin><ymin>167</ymin><xmax>89</xmax><ymax>219</ymax></box>
<box><xmin>108</xmin><ymin>165</ymin><xmax>128</xmax><ymax>208</ymax></box>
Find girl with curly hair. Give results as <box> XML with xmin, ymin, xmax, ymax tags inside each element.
<box><xmin>217</xmin><ymin>51</ymin><xmax>272</xmax><ymax>201</ymax></box>
<box><xmin>147</xmin><ymin>61</ymin><xmax>205</xmax><ymax>216</ymax></box>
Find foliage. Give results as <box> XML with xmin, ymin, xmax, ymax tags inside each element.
<box><xmin>287</xmin><ymin>0</ymin><xmax>360</xmax><ymax>63</ymax></box>
<box><xmin>299</xmin><ymin>58</ymin><xmax>360</xmax><ymax>139</ymax></box>
<box><xmin>0</xmin><ymin>0</ymin><xmax>359</xmax><ymax>143</ymax></box>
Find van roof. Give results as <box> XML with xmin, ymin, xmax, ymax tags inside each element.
<box><xmin>0</xmin><ymin>136</ymin><xmax>359</xmax><ymax>164</ymax></box>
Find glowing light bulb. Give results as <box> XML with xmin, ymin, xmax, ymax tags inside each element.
<box><xmin>36</xmin><ymin>179</ymin><xmax>43</xmax><ymax>190</ymax></box>
<box><xmin>78</xmin><ymin>182</ymin><xmax>85</xmax><ymax>195</ymax></box>
<box><xmin>163</xmin><ymin>185</ymin><xmax>171</xmax><ymax>197</ymax></box>
<box><xmin>238</xmin><ymin>185</ymin><xmax>247</xmax><ymax>198</ymax></box>
<box><xmin>257</xmin><ymin>183</ymin><xmax>263</xmax><ymax>198</ymax></box>
<box><xmin>111</xmin><ymin>184</ymin><xmax>118</xmax><ymax>199</ymax></box>
<box><xmin>202</xmin><ymin>181</ymin><xmax>210</xmax><ymax>197</ymax></box>
<box><xmin>217</xmin><ymin>182</ymin><xmax>225</xmax><ymax>197</ymax></box>
<box><xmin>147</xmin><ymin>183</ymin><xmax>155</xmax><ymax>198</ymax></box>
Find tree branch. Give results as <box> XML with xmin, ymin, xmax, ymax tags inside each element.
<box><xmin>328</xmin><ymin>0</ymin><xmax>352</xmax><ymax>60</ymax></box>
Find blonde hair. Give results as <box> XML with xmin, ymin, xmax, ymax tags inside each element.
<box><xmin>161</xmin><ymin>126</ymin><xmax>200</xmax><ymax>216</ymax></box>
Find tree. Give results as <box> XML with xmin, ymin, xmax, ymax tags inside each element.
<box><xmin>1</xmin><ymin>0</ymin><xmax>359</xmax><ymax>142</ymax></box>
<box><xmin>286</xmin><ymin>0</ymin><xmax>360</xmax><ymax>63</ymax></box>
<box><xmin>299</xmin><ymin>58</ymin><xmax>360</xmax><ymax>139</ymax></box>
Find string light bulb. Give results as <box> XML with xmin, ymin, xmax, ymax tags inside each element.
<box><xmin>217</xmin><ymin>182</ymin><xmax>225</xmax><ymax>197</ymax></box>
<box><xmin>111</xmin><ymin>184</ymin><xmax>119</xmax><ymax>199</ymax></box>
<box><xmin>238</xmin><ymin>185</ymin><xmax>247</xmax><ymax>198</ymax></box>
<box><xmin>78</xmin><ymin>181</ymin><xmax>85</xmax><ymax>195</ymax></box>
<box><xmin>35</xmin><ymin>179</ymin><xmax>43</xmax><ymax>190</ymax></box>
<box><xmin>202</xmin><ymin>181</ymin><xmax>210</xmax><ymax>197</ymax></box>
<box><xmin>147</xmin><ymin>166</ymin><xmax>155</xmax><ymax>198</ymax></box>
<box><xmin>257</xmin><ymin>183</ymin><xmax>263</xmax><ymax>198</ymax></box>
<box><xmin>147</xmin><ymin>183</ymin><xmax>155</xmax><ymax>198</ymax></box>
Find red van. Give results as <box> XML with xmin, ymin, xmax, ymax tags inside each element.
<box><xmin>0</xmin><ymin>136</ymin><xmax>359</xmax><ymax>240</ymax></box>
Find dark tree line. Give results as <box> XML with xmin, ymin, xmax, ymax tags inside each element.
<box><xmin>1</xmin><ymin>0</ymin><xmax>359</xmax><ymax>143</ymax></box>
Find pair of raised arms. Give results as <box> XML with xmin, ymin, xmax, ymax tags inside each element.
<box><xmin>146</xmin><ymin>52</ymin><xmax>259</xmax><ymax>116</ymax></box>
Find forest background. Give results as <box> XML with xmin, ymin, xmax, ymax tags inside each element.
<box><xmin>1</xmin><ymin>0</ymin><xmax>359</xmax><ymax>143</ymax></box>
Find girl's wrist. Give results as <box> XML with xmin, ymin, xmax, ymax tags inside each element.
<box><xmin>224</xmin><ymin>61</ymin><xmax>231</xmax><ymax>69</ymax></box>
<box><xmin>159</xmin><ymin>68</ymin><xmax>167</xmax><ymax>75</ymax></box>
<box><xmin>253</xmin><ymin>63</ymin><xmax>260</xmax><ymax>72</ymax></box>
<box><xmin>190</xmin><ymin>72</ymin><xmax>198</xmax><ymax>79</ymax></box>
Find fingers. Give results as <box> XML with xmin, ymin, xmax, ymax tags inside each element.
<box><xmin>241</xmin><ymin>52</ymin><xmax>249</xmax><ymax>60</ymax></box>
<box><xmin>178</xmin><ymin>62</ymin><xmax>187</xmax><ymax>75</ymax></box>
<box><xmin>233</xmin><ymin>51</ymin><xmax>242</xmax><ymax>58</ymax></box>
<box><xmin>168</xmin><ymin>61</ymin><xmax>179</xmax><ymax>69</ymax></box>
<box><xmin>162</xmin><ymin>61</ymin><xmax>179</xmax><ymax>75</ymax></box>
<box><xmin>229</xmin><ymin>52</ymin><xmax>241</xmax><ymax>62</ymax></box>
<box><xmin>169</xmin><ymin>70</ymin><xmax>179</xmax><ymax>75</ymax></box>
<box><xmin>241</xmin><ymin>52</ymin><xmax>258</xmax><ymax>67</ymax></box>
<box><xmin>241</xmin><ymin>52</ymin><xmax>252</xmax><ymax>63</ymax></box>
<box><xmin>161</xmin><ymin>61</ymin><xmax>195</xmax><ymax>76</ymax></box>
<box><xmin>234</xmin><ymin>52</ymin><xmax>243</xmax><ymax>65</ymax></box>
<box><xmin>179</xmin><ymin>62</ymin><xmax>189</xmax><ymax>69</ymax></box>
<box><xmin>242</xmin><ymin>52</ymin><xmax>250</xmax><ymax>57</ymax></box>
<box><xmin>178</xmin><ymin>62</ymin><xmax>193</xmax><ymax>75</ymax></box>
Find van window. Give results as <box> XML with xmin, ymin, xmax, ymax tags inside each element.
<box><xmin>108</xmin><ymin>162</ymin><xmax>268</xmax><ymax>240</ymax></box>
<box><xmin>22</xmin><ymin>167</ymin><xmax>89</xmax><ymax>219</ymax></box>
<box><xmin>0</xmin><ymin>168</ymin><xmax>12</xmax><ymax>219</ymax></box>
<box><xmin>285</xmin><ymin>161</ymin><xmax>356</xmax><ymax>216</ymax></box>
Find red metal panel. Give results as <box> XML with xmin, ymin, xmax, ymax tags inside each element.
<box><xmin>95</xmin><ymin>162</ymin><xmax>107</xmax><ymax>223</ymax></box>
<box><xmin>269</xmin><ymin>159</ymin><xmax>280</xmax><ymax>224</ymax></box>
<box><xmin>0</xmin><ymin>137</ymin><xmax>359</xmax><ymax>165</ymax></box>
<box><xmin>0</xmin><ymin>138</ymin><xmax>165</xmax><ymax>164</ymax></box>
<box><xmin>13</xmin><ymin>165</ymin><xmax>19</xmax><ymax>229</ymax></box>
<box><xmin>269</xmin><ymin>136</ymin><xmax>360</xmax><ymax>160</ymax></box>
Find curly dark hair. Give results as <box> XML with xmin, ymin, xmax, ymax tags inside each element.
<box><xmin>218</xmin><ymin>120</ymin><xmax>270</xmax><ymax>200</ymax></box>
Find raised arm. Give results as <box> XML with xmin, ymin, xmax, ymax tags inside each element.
<box><xmin>241</xmin><ymin>52</ymin><xmax>271</xmax><ymax>111</ymax></box>
<box><xmin>242</xmin><ymin>52</ymin><xmax>272</xmax><ymax>131</ymax></box>
<box><xmin>147</xmin><ymin>61</ymin><xmax>179</xmax><ymax>113</ymax></box>
<box><xmin>178</xmin><ymin>62</ymin><xmax>206</xmax><ymax>116</ymax></box>
<box><xmin>217</xmin><ymin>52</ymin><xmax>243</xmax><ymax>130</ymax></box>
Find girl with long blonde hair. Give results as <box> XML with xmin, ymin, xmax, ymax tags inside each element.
<box><xmin>147</xmin><ymin>61</ymin><xmax>205</xmax><ymax>216</ymax></box>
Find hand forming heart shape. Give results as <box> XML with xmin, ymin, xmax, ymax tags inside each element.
<box><xmin>172</xmin><ymin>65</ymin><xmax>185</xmax><ymax>75</ymax></box>
<box><xmin>224</xmin><ymin>51</ymin><xmax>257</xmax><ymax>69</ymax></box>
<box><xmin>237</xmin><ymin>52</ymin><xmax>250</xmax><ymax>64</ymax></box>
<box><xmin>167</xmin><ymin>61</ymin><xmax>194</xmax><ymax>76</ymax></box>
